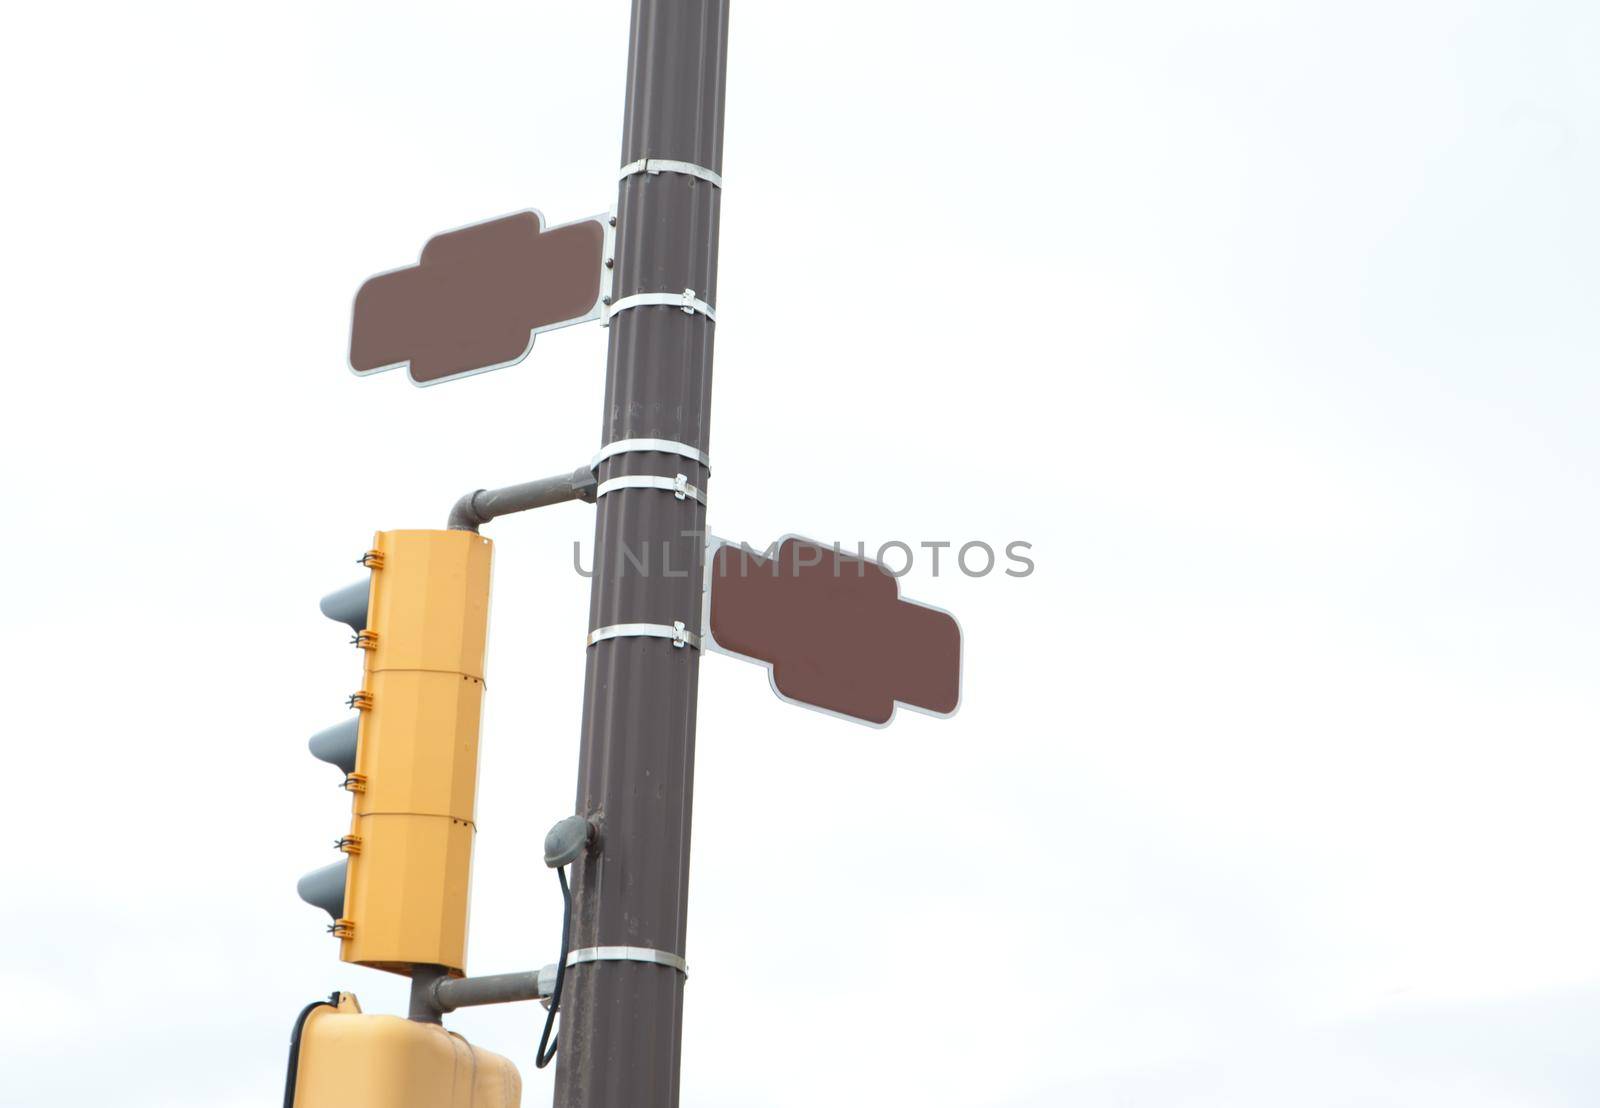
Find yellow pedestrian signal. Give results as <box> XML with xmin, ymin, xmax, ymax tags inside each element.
<box><xmin>289</xmin><ymin>992</ymin><xmax>520</xmax><ymax>1108</ymax></box>
<box><xmin>302</xmin><ymin>529</ymin><xmax>494</xmax><ymax>977</ymax></box>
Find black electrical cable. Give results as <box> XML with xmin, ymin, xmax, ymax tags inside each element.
<box><xmin>282</xmin><ymin>992</ymin><xmax>339</xmax><ymax>1108</ymax></box>
<box><xmin>535</xmin><ymin>865</ymin><xmax>572</xmax><ymax>1068</ymax></box>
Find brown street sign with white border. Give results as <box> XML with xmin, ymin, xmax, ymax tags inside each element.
<box><xmin>704</xmin><ymin>535</ymin><xmax>962</xmax><ymax>727</ymax></box>
<box><xmin>350</xmin><ymin>210</ymin><xmax>606</xmax><ymax>387</ymax></box>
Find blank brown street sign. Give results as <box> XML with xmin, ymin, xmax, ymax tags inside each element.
<box><xmin>350</xmin><ymin>210</ymin><xmax>605</xmax><ymax>387</ymax></box>
<box><xmin>705</xmin><ymin>535</ymin><xmax>962</xmax><ymax>727</ymax></box>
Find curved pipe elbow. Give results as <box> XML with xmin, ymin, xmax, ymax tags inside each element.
<box><xmin>447</xmin><ymin>489</ymin><xmax>489</xmax><ymax>532</ymax></box>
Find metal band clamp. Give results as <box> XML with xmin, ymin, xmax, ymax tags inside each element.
<box><xmin>606</xmin><ymin>288</ymin><xmax>716</xmax><ymax>323</ymax></box>
<box><xmin>587</xmin><ymin>621</ymin><xmax>701</xmax><ymax>650</ymax></box>
<box><xmin>591</xmin><ymin>437</ymin><xmax>711</xmax><ymax>472</ymax></box>
<box><xmin>595</xmin><ymin>473</ymin><xmax>706</xmax><ymax>506</ymax></box>
<box><xmin>565</xmin><ymin>945</ymin><xmax>689</xmax><ymax>976</ymax></box>
<box><xmin>618</xmin><ymin>158</ymin><xmax>723</xmax><ymax>189</ymax></box>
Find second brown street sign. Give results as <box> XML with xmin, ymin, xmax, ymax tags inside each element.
<box><xmin>705</xmin><ymin>535</ymin><xmax>963</xmax><ymax>726</ymax></box>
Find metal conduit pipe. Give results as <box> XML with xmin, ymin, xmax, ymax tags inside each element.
<box><xmin>407</xmin><ymin>965</ymin><xmax>450</xmax><ymax>1023</ymax></box>
<box><xmin>417</xmin><ymin>966</ymin><xmax>558</xmax><ymax>1017</ymax></box>
<box><xmin>448</xmin><ymin>467</ymin><xmax>597</xmax><ymax>532</ymax></box>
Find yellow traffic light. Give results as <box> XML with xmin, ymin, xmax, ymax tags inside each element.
<box><xmin>303</xmin><ymin>529</ymin><xmax>494</xmax><ymax>976</ymax></box>
<box><xmin>290</xmin><ymin>992</ymin><xmax>520</xmax><ymax>1108</ymax></box>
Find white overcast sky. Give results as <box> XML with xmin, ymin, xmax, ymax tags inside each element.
<box><xmin>2</xmin><ymin>1</ymin><xmax>1598</xmax><ymax>1105</ymax></box>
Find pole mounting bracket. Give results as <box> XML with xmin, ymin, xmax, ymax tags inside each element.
<box><xmin>565</xmin><ymin>945</ymin><xmax>689</xmax><ymax>977</ymax></box>
<box><xmin>605</xmin><ymin>288</ymin><xmax>716</xmax><ymax>325</ymax></box>
<box><xmin>595</xmin><ymin>473</ymin><xmax>706</xmax><ymax>506</ymax></box>
<box><xmin>586</xmin><ymin>621</ymin><xmax>701</xmax><ymax>650</ymax></box>
<box><xmin>617</xmin><ymin>158</ymin><xmax>723</xmax><ymax>189</ymax></box>
<box><xmin>590</xmin><ymin>437</ymin><xmax>711</xmax><ymax>473</ymax></box>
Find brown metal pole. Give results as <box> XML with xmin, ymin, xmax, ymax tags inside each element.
<box><xmin>553</xmin><ymin>3</ymin><xmax>730</xmax><ymax>1107</ymax></box>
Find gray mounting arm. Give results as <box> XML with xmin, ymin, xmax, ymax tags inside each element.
<box><xmin>447</xmin><ymin>467</ymin><xmax>597</xmax><ymax>532</ymax></box>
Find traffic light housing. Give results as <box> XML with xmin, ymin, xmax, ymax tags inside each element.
<box><xmin>290</xmin><ymin>992</ymin><xmax>521</xmax><ymax>1108</ymax></box>
<box><xmin>302</xmin><ymin>529</ymin><xmax>494</xmax><ymax>976</ymax></box>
